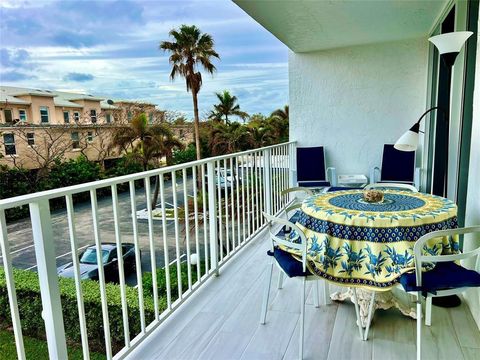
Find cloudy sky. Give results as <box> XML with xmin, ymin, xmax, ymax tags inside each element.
<box><xmin>0</xmin><ymin>0</ymin><xmax>289</xmax><ymax>118</ymax></box>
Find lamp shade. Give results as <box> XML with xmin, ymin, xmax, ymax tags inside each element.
<box><xmin>428</xmin><ymin>31</ymin><xmax>473</xmax><ymax>54</ymax></box>
<box><xmin>394</xmin><ymin>130</ymin><xmax>419</xmax><ymax>152</ymax></box>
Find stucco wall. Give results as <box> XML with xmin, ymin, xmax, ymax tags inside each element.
<box><xmin>289</xmin><ymin>38</ymin><xmax>429</xmax><ymax>178</ymax></box>
<box><xmin>463</xmin><ymin>8</ymin><xmax>480</xmax><ymax>329</ymax></box>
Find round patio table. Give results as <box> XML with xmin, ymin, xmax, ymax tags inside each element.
<box><xmin>297</xmin><ymin>189</ymin><xmax>458</xmax><ymax>290</ymax></box>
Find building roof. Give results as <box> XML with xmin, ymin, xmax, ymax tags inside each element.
<box><xmin>54</xmin><ymin>98</ymin><xmax>84</xmax><ymax>108</ymax></box>
<box><xmin>0</xmin><ymin>86</ymin><xmax>157</xmax><ymax>111</ymax></box>
<box><xmin>0</xmin><ymin>93</ymin><xmax>31</xmax><ymax>105</ymax></box>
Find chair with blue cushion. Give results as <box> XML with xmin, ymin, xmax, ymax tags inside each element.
<box><xmin>276</xmin><ymin>187</ymin><xmax>315</xmax><ymax>290</ymax></box>
<box><xmin>399</xmin><ymin>227</ymin><xmax>480</xmax><ymax>360</ymax></box>
<box><xmin>296</xmin><ymin>146</ymin><xmax>336</xmax><ymax>189</ymax></box>
<box><xmin>261</xmin><ymin>212</ymin><xmax>364</xmax><ymax>359</ymax></box>
<box><xmin>370</xmin><ymin>144</ymin><xmax>419</xmax><ymax>189</ymax></box>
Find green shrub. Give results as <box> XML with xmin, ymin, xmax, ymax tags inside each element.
<box><xmin>0</xmin><ymin>267</ymin><xmax>155</xmax><ymax>355</ymax></box>
<box><xmin>142</xmin><ymin>261</ymin><xmax>199</xmax><ymax>300</ymax></box>
<box><xmin>172</xmin><ymin>144</ymin><xmax>197</xmax><ymax>165</ymax></box>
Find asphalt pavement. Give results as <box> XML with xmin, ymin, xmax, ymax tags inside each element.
<box><xmin>1</xmin><ymin>176</ymin><xmax>202</xmax><ymax>286</ymax></box>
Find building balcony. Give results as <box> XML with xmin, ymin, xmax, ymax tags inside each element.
<box><xmin>1</xmin><ymin>141</ymin><xmax>479</xmax><ymax>359</ymax></box>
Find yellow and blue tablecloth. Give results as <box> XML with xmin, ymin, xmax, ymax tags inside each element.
<box><xmin>296</xmin><ymin>190</ymin><xmax>458</xmax><ymax>290</ymax></box>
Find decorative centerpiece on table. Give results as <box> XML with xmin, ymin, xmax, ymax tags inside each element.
<box><xmin>363</xmin><ymin>189</ymin><xmax>384</xmax><ymax>203</ymax></box>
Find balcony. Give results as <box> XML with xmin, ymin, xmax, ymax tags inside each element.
<box><xmin>1</xmin><ymin>141</ymin><xmax>479</xmax><ymax>360</ymax></box>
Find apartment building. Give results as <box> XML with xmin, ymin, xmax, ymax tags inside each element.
<box><xmin>0</xmin><ymin>86</ymin><xmax>188</xmax><ymax>169</ymax></box>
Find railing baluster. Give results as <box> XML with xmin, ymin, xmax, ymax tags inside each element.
<box><xmin>235</xmin><ymin>156</ymin><xmax>241</xmax><ymax>248</ymax></box>
<box><xmin>111</xmin><ymin>184</ymin><xmax>131</xmax><ymax>347</ymax></box>
<box><xmin>223</xmin><ymin>159</ymin><xmax>230</xmax><ymax>256</ymax></box>
<box><xmin>159</xmin><ymin>174</ymin><xmax>172</xmax><ymax>309</ymax></box>
<box><xmin>229</xmin><ymin>157</ymin><xmax>236</xmax><ymax>251</ymax></box>
<box><xmin>272</xmin><ymin>147</ymin><xmax>278</xmax><ymax>213</ymax></box>
<box><xmin>0</xmin><ymin>210</ymin><xmax>26</xmax><ymax>360</ymax></box>
<box><xmin>171</xmin><ymin>171</ymin><xmax>183</xmax><ymax>300</ymax></box>
<box><xmin>129</xmin><ymin>182</ymin><xmax>146</xmax><ymax>333</ymax></box>
<box><xmin>145</xmin><ymin>177</ymin><xmax>159</xmax><ymax>319</ymax></box>
<box><xmin>207</xmin><ymin>161</ymin><xmax>219</xmax><ymax>275</ymax></box>
<box><xmin>182</xmin><ymin>168</ymin><xmax>192</xmax><ymax>290</ymax></box>
<box><xmin>89</xmin><ymin>190</ymin><xmax>112</xmax><ymax>359</ymax></box>
<box><xmin>216</xmin><ymin>160</ymin><xmax>224</xmax><ymax>261</ymax></box>
<box><xmin>241</xmin><ymin>155</ymin><xmax>246</xmax><ymax>243</ymax></box>
<box><xmin>65</xmin><ymin>195</ymin><xmax>90</xmax><ymax>358</ymax></box>
<box><xmin>263</xmin><ymin>148</ymin><xmax>272</xmax><ymax>215</ymax></box>
<box><xmin>246</xmin><ymin>154</ymin><xmax>251</xmax><ymax>238</ymax></box>
<box><xmin>201</xmin><ymin>165</ymin><xmax>209</xmax><ymax>276</ymax></box>
<box><xmin>192</xmin><ymin>166</ymin><xmax>201</xmax><ymax>283</ymax></box>
<box><xmin>256</xmin><ymin>152</ymin><xmax>261</xmax><ymax>229</ymax></box>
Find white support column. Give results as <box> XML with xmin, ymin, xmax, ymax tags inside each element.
<box><xmin>263</xmin><ymin>148</ymin><xmax>272</xmax><ymax>215</ymax></box>
<box><xmin>207</xmin><ymin>161</ymin><xmax>219</xmax><ymax>276</ymax></box>
<box><xmin>29</xmin><ymin>199</ymin><xmax>68</xmax><ymax>360</ymax></box>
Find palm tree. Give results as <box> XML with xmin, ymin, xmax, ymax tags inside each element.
<box><xmin>248</xmin><ymin>124</ymin><xmax>275</xmax><ymax>148</ymax></box>
<box><xmin>160</xmin><ymin>25</ymin><xmax>220</xmax><ymax>161</ymax></box>
<box><xmin>209</xmin><ymin>122</ymin><xmax>252</xmax><ymax>156</ymax></box>
<box><xmin>112</xmin><ymin>113</ymin><xmax>182</xmax><ymax>208</ymax></box>
<box><xmin>211</xmin><ymin>90</ymin><xmax>249</xmax><ymax>124</ymax></box>
<box><xmin>271</xmin><ymin>105</ymin><xmax>289</xmax><ymax>121</ymax></box>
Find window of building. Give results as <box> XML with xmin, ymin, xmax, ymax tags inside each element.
<box><xmin>127</xmin><ymin>111</ymin><xmax>132</xmax><ymax>121</ymax></box>
<box><xmin>87</xmin><ymin>131</ymin><xmax>94</xmax><ymax>142</ymax></box>
<box><xmin>63</xmin><ymin>111</ymin><xmax>70</xmax><ymax>123</ymax></box>
<box><xmin>19</xmin><ymin>109</ymin><xmax>27</xmax><ymax>122</ymax></box>
<box><xmin>3</xmin><ymin>133</ymin><xmax>16</xmax><ymax>155</ymax></box>
<box><xmin>40</xmin><ymin>107</ymin><xmax>49</xmax><ymax>123</ymax></box>
<box><xmin>71</xmin><ymin>132</ymin><xmax>80</xmax><ymax>149</ymax></box>
<box><xmin>106</xmin><ymin>113</ymin><xmax>112</xmax><ymax>123</ymax></box>
<box><xmin>27</xmin><ymin>133</ymin><xmax>35</xmax><ymax>146</ymax></box>
<box><xmin>4</xmin><ymin>109</ymin><xmax>13</xmax><ymax>123</ymax></box>
<box><xmin>90</xmin><ymin>109</ymin><xmax>97</xmax><ymax>123</ymax></box>
<box><xmin>73</xmin><ymin>112</ymin><xmax>80</xmax><ymax>122</ymax></box>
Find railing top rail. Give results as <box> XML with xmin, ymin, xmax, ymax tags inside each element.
<box><xmin>0</xmin><ymin>141</ymin><xmax>295</xmax><ymax>210</ymax></box>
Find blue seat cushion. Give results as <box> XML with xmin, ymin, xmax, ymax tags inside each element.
<box><xmin>400</xmin><ymin>261</ymin><xmax>480</xmax><ymax>294</ymax></box>
<box><xmin>267</xmin><ymin>247</ymin><xmax>311</xmax><ymax>278</ymax></box>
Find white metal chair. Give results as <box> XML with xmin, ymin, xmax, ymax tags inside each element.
<box><xmin>399</xmin><ymin>227</ymin><xmax>480</xmax><ymax>360</ymax></box>
<box><xmin>261</xmin><ymin>212</ymin><xmax>363</xmax><ymax>359</ymax></box>
<box><xmin>365</xmin><ymin>182</ymin><xmax>418</xmax><ymax>192</ymax></box>
<box><xmin>276</xmin><ymin>187</ymin><xmax>315</xmax><ymax>290</ymax></box>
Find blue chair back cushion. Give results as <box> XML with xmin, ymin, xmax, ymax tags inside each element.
<box><xmin>267</xmin><ymin>247</ymin><xmax>311</xmax><ymax>278</ymax></box>
<box><xmin>297</xmin><ymin>146</ymin><xmax>328</xmax><ymax>183</ymax></box>
<box><xmin>400</xmin><ymin>261</ymin><xmax>480</xmax><ymax>294</ymax></box>
<box><xmin>381</xmin><ymin>144</ymin><xmax>415</xmax><ymax>183</ymax></box>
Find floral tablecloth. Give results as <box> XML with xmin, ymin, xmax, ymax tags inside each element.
<box><xmin>296</xmin><ymin>190</ymin><xmax>458</xmax><ymax>291</ymax></box>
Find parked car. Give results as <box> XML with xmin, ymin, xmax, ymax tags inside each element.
<box><xmin>205</xmin><ymin>168</ymin><xmax>240</xmax><ymax>192</ymax></box>
<box><xmin>57</xmin><ymin>243</ymin><xmax>137</xmax><ymax>282</ymax></box>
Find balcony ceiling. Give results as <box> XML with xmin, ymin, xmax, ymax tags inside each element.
<box><xmin>233</xmin><ymin>0</ymin><xmax>448</xmax><ymax>52</ymax></box>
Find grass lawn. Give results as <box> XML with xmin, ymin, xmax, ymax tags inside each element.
<box><xmin>0</xmin><ymin>330</ymin><xmax>106</xmax><ymax>360</ymax></box>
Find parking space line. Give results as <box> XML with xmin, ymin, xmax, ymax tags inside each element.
<box><xmin>26</xmin><ymin>244</ymin><xmax>91</xmax><ymax>271</ymax></box>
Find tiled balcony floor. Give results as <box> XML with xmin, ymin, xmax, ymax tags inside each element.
<box><xmin>126</xmin><ymin>230</ymin><xmax>480</xmax><ymax>360</ymax></box>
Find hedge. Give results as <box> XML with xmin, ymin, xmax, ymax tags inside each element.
<box><xmin>0</xmin><ymin>262</ymin><xmax>196</xmax><ymax>356</ymax></box>
<box><xmin>0</xmin><ymin>267</ymin><xmax>156</xmax><ymax>355</ymax></box>
<box><xmin>142</xmin><ymin>261</ymin><xmax>200</xmax><ymax>300</ymax></box>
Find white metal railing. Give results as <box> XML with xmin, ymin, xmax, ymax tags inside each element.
<box><xmin>0</xmin><ymin>141</ymin><xmax>295</xmax><ymax>360</ymax></box>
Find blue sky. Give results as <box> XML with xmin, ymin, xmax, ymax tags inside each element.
<box><xmin>0</xmin><ymin>0</ymin><xmax>289</xmax><ymax>118</ymax></box>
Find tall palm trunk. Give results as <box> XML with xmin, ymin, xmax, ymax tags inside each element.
<box><xmin>192</xmin><ymin>91</ymin><xmax>201</xmax><ymax>161</ymax></box>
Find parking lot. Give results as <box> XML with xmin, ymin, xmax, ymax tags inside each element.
<box><xmin>1</xmin><ymin>176</ymin><xmax>198</xmax><ymax>286</ymax></box>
